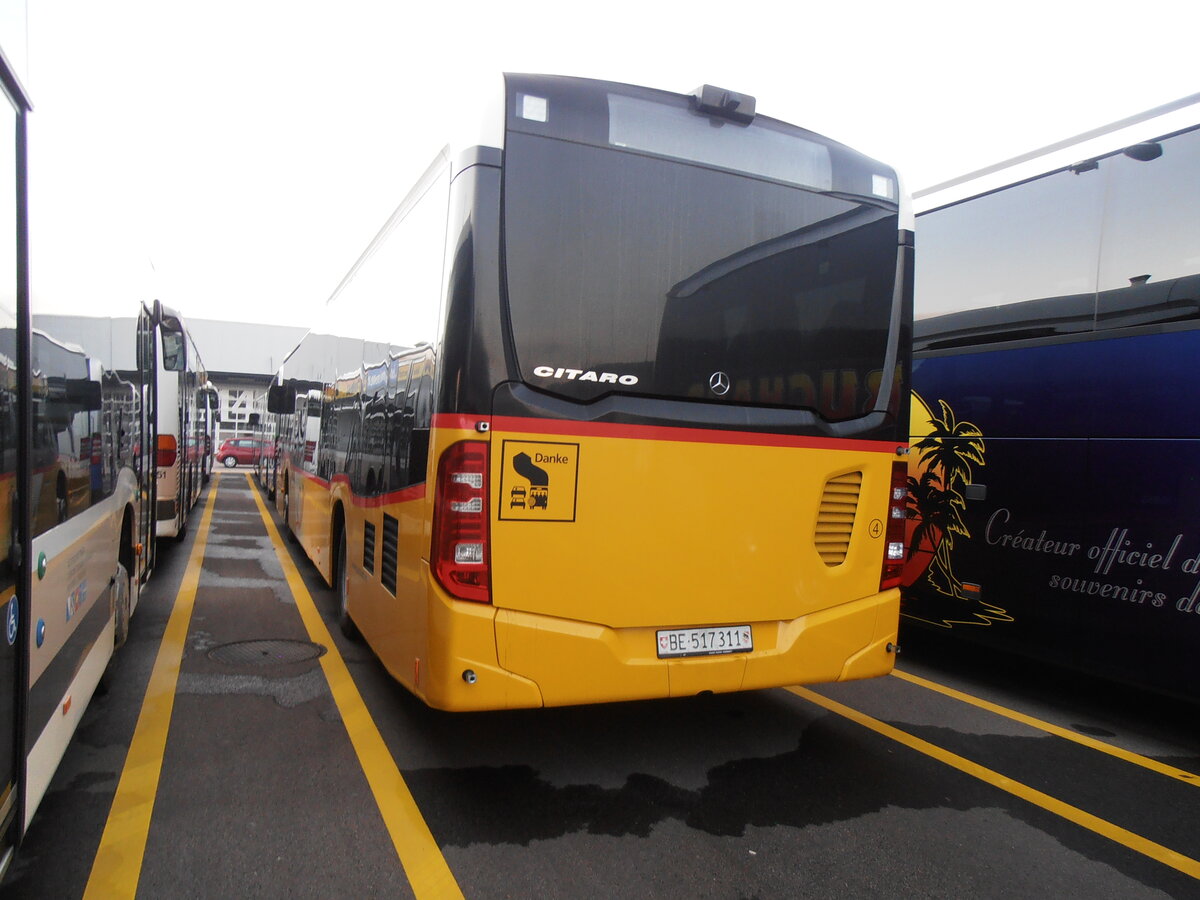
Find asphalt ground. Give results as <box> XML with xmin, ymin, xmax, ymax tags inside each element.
<box><xmin>2</xmin><ymin>471</ymin><xmax>1198</xmax><ymax>899</ymax></box>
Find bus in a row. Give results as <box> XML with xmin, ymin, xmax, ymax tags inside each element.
<box><xmin>0</xmin><ymin>301</ymin><xmax>212</xmax><ymax>873</ymax></box>
<box><xmin>268</xmin><ymin>74</ymin><xmax>913</xmax><ymax>711</ymax></box>
<box><xmin>136</xmin><ymin>300</ymin><xmax>213</xmax><ymax>560</ymax></box>
<box><xmin>901</xmin><ymin>94</ymin><xmax>1200</xmax><ymax>700</ymax></box>
<box><xmin>250</xmin><ymin>400</ymin><xmax>278</xmax><ymax>498</ymax></box>
<box><xmin>5</xmin><ymin>325</ymin><xmax>151</xmax><ymax>847</ymax></box>
<box><xmin>0</xmin><ymin>26</ymin><xmax>213</xmax><ymax>866</ymax></box>
<box><xmin>0</xmin><ymin>309</ymin><xmax>160</xmax><ymax>873</ymax></box>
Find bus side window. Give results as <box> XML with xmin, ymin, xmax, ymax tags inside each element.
<box><xmin>338</xmin><ymin>395</ymin><xmax>359</xmax><ymax>487</ymax></box>
<box><xmin>408</xmin><ymin>353</ymin><xmax>433</xmax><ymax>486</ymax></box>
<box><xmin>386</xmin><ymin>361</ymin><xmax>414</xmax><ymax>492</ymax></box>
<box><xmin>1096</xmin><ymin>127</ymin><xmax>1200</xmax><ymax>328</ymax></box>
<box><xmin>161</xmin><ymin>329</ymin><xmax>186</xmax><ymax>372</ymax></box>
<box><xmin>318</xmin><ymin>397</ymin><xmax>336</xmax><ymax>480</ymax></box>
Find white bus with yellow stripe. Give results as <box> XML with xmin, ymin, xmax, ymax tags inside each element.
<box><xmin>271</xmin><ymin>74</ymin><xmax>912</xmax><ymax>711</ymax></box>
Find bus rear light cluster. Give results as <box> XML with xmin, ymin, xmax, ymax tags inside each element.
<box><xmin>879</xmin><ymin>460</ymin><xmax>908</xmax><ymax>590</ymax></box>
<box><xmin>432</xmin><ymin>441</ymin><xmax>490</xmax><ymax>603</ymax></box>
<box><xmin>157</xmin><ymin>434</ymin><xmax>178</xmax><ymax>468</ymax></box>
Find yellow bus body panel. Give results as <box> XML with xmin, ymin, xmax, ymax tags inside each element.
<box><xmin>489</xmin><ymin>426</ymin><xmax>894</xmax><ymax>627</ymax></box>
<box><xmin>340</xmin><ymin>422</ymin><xmax>900</xmax><ymax>711</ymax></box>
<box><xmin>295</xmin><ymin>470</ymin><xmax>335</xmax><ymax>584</ymax></box>
<box><xmin>493</xmin><ymin>588</ymin><xmax>897</xmax><ymax>707</ymax></box>
<box><xmin>395</xmin><ymin>572</ymin><xmax>896</xmax><ymax>712</ymax></box>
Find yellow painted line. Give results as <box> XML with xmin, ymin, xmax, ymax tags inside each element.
<box><xmin>246</xmin><ymin>473</ymin><xmax>463</xmax><ymax>899</ymax></box>
<box><xmin>892</xmin><ymin>668</ymin><xmax>1200</xmax><ymax>786</ymax></box>
<box><xmin>789</xmin><ymin>685</ymin><xmax>1200</xmax><ymax>881</ymax></box>
<box><xmin>84</xmin><ymin>479</ymin><xmax>220</xmax><ymax>899</ymax></box>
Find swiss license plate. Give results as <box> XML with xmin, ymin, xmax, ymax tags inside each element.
<box><xmin>656</xmin><ymin>625</ymin><xmax>753</xmax><ymax>659</ymax></box>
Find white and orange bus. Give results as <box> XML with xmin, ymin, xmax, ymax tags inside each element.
<box><xmin>136</xmin><ymin>300</ymin><xmax>210</xmax><ymax>553</ymax></box>
<box><xmin>270</xmin><ymin>74</ymin><xmax>913</xmax><ymax>711</ymax></box>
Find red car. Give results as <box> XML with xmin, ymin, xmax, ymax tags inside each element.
<box><xmin>217</xmin><ymin>438</ymin><xmax>265</xmax><ymax>468</ymax></box>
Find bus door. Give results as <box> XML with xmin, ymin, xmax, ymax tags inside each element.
<box><xmin>0</xmin><ymin>348</ymin><xmax>19</xmax><ymax>864</ymax></box>
<box><xmin>301</xmin><ymin>393</ymin><xmax>322</xmax><ymax>476</ymax></box>
<box><xmin>136</xmin><ymin>306</ymin><xmax>157</xmax><ymax>575</ymax></box>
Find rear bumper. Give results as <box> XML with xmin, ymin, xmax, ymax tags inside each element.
<box><xmin>155</xmin><ymin>499</ymin><xmax>179</xmax><ymax>539</ymax></box>
<box><xmin>419</xmin><ymin>577</ymin><xmax>899</xmax><ymax>710</ymax></box>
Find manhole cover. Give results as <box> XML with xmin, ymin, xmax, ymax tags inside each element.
<box><xmin>208</xmin><ymin>639</ymin><xmax>326</xmax><ymax>666</ymax></box>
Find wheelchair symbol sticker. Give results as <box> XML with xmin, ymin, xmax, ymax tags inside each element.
<box><xmin>6</xmin><ymin>597</ymin><xmax>18</xmax><ymax>646</ymax></box>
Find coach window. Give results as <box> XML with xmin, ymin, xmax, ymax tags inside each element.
<box><xmin>1095</xmin><ymin>126</ymin><xmax>1200</xmax><ymax>329</ymax></box>
<box><xmin>917</xmin><ymin>166</ymin><xmax>1104</xmax><ymax>327</ymax></box>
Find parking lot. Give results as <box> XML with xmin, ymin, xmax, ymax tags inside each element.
<box><xmin>3</xmin><ymin>472</ymin><xmax>1197</xmax><ymax>899</ymax></box>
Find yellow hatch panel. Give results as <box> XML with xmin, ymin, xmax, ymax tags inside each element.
<box><xmin>489</xmin><ymin>425</ymin><xmax>895</xmax><ymax>630</ymax></box>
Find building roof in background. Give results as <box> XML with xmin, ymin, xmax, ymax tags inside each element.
<box><xmin>32</xmin><ymin>314</ymin><xmax>309</xmax><ymax>377</ymax></box>
<box><xmin>187</xmin><ymin>318</ymin><xmax>309</xmax><ymax>376</ymax></box>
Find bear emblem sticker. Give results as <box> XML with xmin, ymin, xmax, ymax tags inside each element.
<box><xmin>499</xmin><ymin>440</ymin><xmax>580</xmax><ymax>522</ymax></box>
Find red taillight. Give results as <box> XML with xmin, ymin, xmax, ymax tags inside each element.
<box><xmin>880</xmin><ymin>460</ymin><xmax>908</xmax><ymax>590</ymax></box>
<box><xmin>432</xmin><ymin>441</ymin><xmax>490</xmax><ymax>603</ymax></box>
<box><xmin>157</xmin><ymin>434</ymin><xmax>178</xmax><ymax>468</ymax></box>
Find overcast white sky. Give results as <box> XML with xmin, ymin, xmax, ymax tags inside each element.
<box><xmin>19</xmin><ymin>0</ymin><xmax>1200</xmax><ymax>332</ymax></box>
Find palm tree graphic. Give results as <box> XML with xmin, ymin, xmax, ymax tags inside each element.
<box><xmin>909</xmin><ymin>397</ymin><xmax>983</xmax><ymax>598</ymax></box>
<box><xmin>907</xmin><ymin>466</ymin><xmax>971</xmax><ymax>597</ymax></box>
<box><xmin>905</xmin><ymin>396</ymin><xmax>1011</xmax><ymax>631</ymax></box>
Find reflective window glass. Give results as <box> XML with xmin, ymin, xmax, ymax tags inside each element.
<box><xmin>915</xmin><ymin>165</ymin><xmax>1105</xmax><ymax>349</ymax></box>
<box><xmin>917</xmin><ymin>168</ymin><xmax>1104</xmax><ymax>318</ymax></box>
<box><xmin>1095</xmin><ymin>127</ymin><xmax>1200</xmax><ymax>329</ymax></box>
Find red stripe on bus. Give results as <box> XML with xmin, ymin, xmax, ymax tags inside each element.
<box><xmin>295</xmin><ymin>468</ymin><xmax>330</xmax><ymax>488</ymax></box>
<box><xmin>433</xmin><ymin>413</ymin><xmax>903</xmax><ymax>454</ymax></box>
<box><xmin>294</xmin><ymin>468</ymin><xmax>426</xmax><ymax>507</ymax></box>
<box><xmin>331</xmin><ymin>474</ymin><xmax>426</xmax><ymax>508</ymax></box>
<box><xmin>432</xmin><ymin>414</ymin><xmax>482</xmax><ymax>432</ymax></box>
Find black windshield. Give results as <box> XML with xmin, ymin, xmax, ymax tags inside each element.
<box><xmin>496</xmin><ymin>75</ymin><xmax>902</xmax><ymax>422</ymax></box>
<box><xmin>502</xmin><ymin>80</ymin><xmax>900</xmax><ymax>421</ymax></box>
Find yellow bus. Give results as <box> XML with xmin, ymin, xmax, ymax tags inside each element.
<box><xmin>270</xmin><ymin>74</ymin><xmax>913</xmax><ymax>711</ymax></box>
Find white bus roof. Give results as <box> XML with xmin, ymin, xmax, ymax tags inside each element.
<box><xmin>915</xmin><ymin>92</ymin><xmax>1200</xmax><ymax>213</ymax></box>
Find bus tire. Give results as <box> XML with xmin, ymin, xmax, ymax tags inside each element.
<box><xmin>283</xmin><ymin>488</ymin><xmax>297</xmax><ymax>543</ymax></box>
<box><xmin>335</xmin><ymin>529</ymin><xmax>361</xmax><ymax>641</ymax></box>
<box><xmin>112</xmin><ymin>561</ymin><xmax>132</xmax><ymax>650</ymax></box>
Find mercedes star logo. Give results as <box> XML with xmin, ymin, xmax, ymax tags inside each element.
<box><xmin>709</xmin><ymin>371</ymin><xmax>730</xmax><ymax>395</ymax></box>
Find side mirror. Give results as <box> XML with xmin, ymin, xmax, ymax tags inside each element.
<box><xmin>267</xmin><ymin>383</ymin><xmax>290</xmax><ymax>415</ymax></box>
<box><xmin>161</xmin><ymin>329</ymin><xmax>186</xmax><ymax>372</ymax></box>
<box><xmin>62</xmin><ymin>378</ymin><xmax>103</xmax><ymax>412</ymax></box>
<box><xmin>80</xmin><ymin>379</ymin><xmax>103</xmax><ymax>412</ymax></box>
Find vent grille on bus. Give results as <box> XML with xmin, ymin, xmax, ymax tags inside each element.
<box><xmin>815</xmin><ymin>471</ymin><xmax>862</xmax><ymax>566</ymax></box>
<box><xmin>381</xmin><ymin>514</ymin><xmax>399</xmax><ymax>595</ymax></box>
<box><xmin>363</xmin><ymin>521</ymin><xmax>376</xmax><ymax>575</ymax></box>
